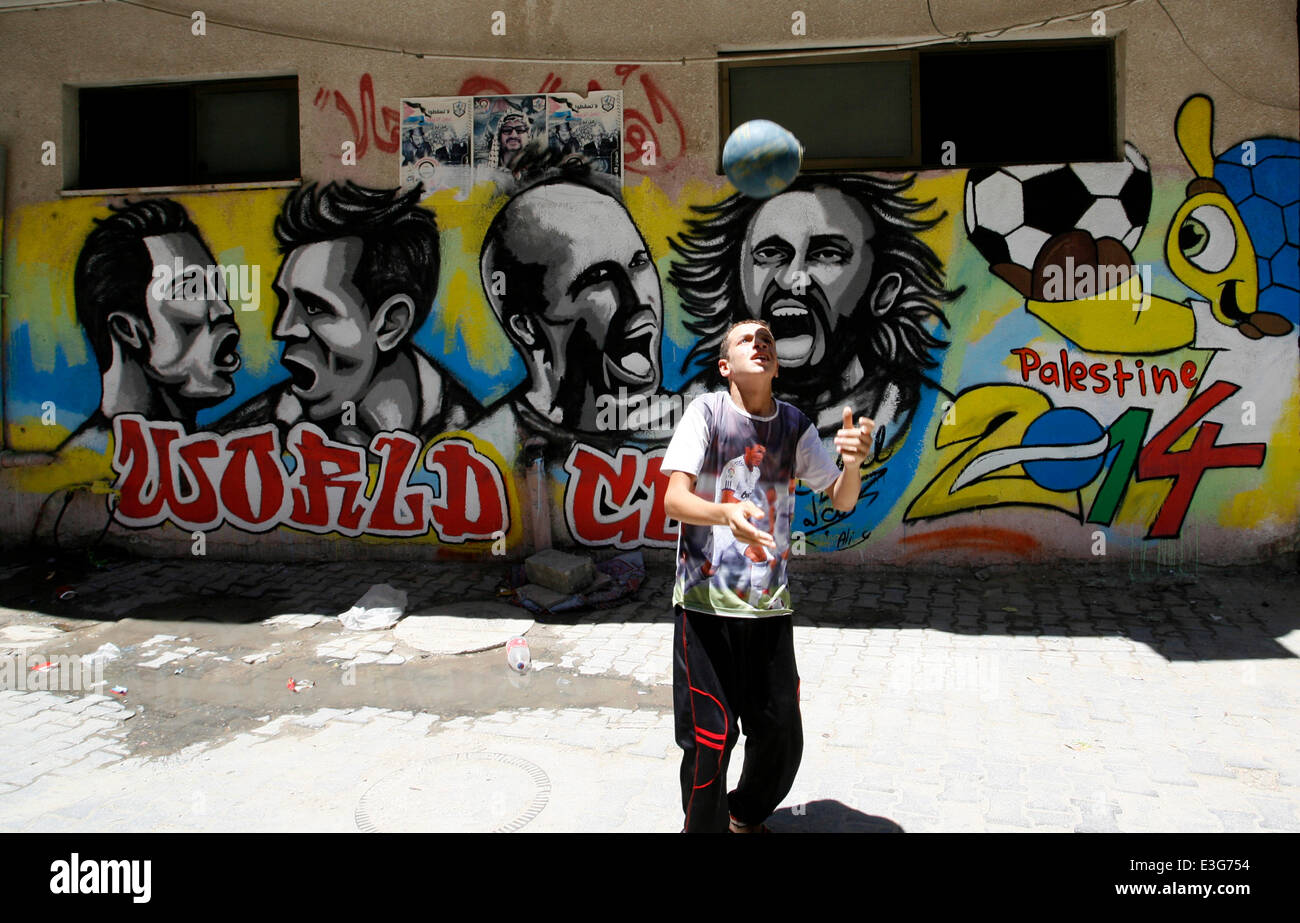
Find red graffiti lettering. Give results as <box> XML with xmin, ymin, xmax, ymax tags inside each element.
<box><xmin>220</xmin><ymin>430</ymin><xmax>289</xmax><ymax>529</ymax></box>
<box><xmin>425</xmin><ymin>439</ymin><xmax>509</xmax><ymax>542</ymax></box>
<box><xmin>1137</xmin><ymin>381</ymin><xmax>1266</xmax><ymax>538</ymax></box>
<box><xmin>112</xmin><ymin>418</ymin><xmax>221</xmax><ymax>529</ymax></box>
<box><xmin>563</xmin><ymin>444</ymin><xmax>673</xmax><ymax>549</ymax></box>
<box><xmin>456</xmin><ymin>76</ymin><xmax>512</xmax><ymax>97</ymax></box>
<box><xmin>367</xmin><ymin>433</ymin><xmax>432</xmax><ymax>535</ymax></box>
<box><xmin>627</xmin><ymin>70</ymin><xmax>686</xmax><ymax>174</ymax></box>
<box><xmin>287</xmin><ymin>426</ymin><xmax>369</xmax><ymax>535</ymax></box>
<box><xmin>111</xmin><ymin>417</ymin><xmax>509</xmax><ymax>541</ymax></box>
<box><xmin>317</xmin><ymin>73</ymin><xmax>399</xmax><ymax>160</ymax></box>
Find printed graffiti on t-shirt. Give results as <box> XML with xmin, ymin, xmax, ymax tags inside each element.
<box><xmin>661</xmin><ymin>392</ymin><xmax>841</xmax><ymax>617</ymax></box>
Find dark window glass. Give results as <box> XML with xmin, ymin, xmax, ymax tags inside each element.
<box><xmin>919</xmin><ymin>43</ymin><xmax>1115</xmax><ymax>167</ymax></box>
<box><xmin>727</xmin><ymin>58</ymin><xmax>913</xmax><ymax>164</ymax></box>
<box><xmin>719</xmin><ymin>40</ymin><xmax>1116</xmax><ymax>170</ymax></box>
<box><xmin>77</xmin><ymin>77</ymin><xmax>299</xmax><ymax>189</ymax></box>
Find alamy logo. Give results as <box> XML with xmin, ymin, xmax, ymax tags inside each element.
<box><xmin>149</xmin><ymin>256</ymin><xmax>260</xmax><ymax>311</ymax></box>
<box><xmin>49</xmin><ymin>854</ymin><xmax>151</xmax><ymax>903</ymax></box>
<box><xmin>0</xmin><ymin>653</ymin><xmax>104</xmax><ymax>691</ymax></box>
<box><xmin>1040</xmin><ymin>258</ymin><xmax>1152</xmax><ymax>310</ymax></box>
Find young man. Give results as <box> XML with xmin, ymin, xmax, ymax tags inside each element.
<box><xmin>662</xmin><ymin>319</ymin><xmax>875</xmax><ymax>833</ymax></box>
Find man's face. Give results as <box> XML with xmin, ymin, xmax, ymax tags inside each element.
<box><xmin>504</xmin><ymin>185</ymin><xmax>663</xmax><ymax>398</ymax></box>
<box><xmin>743</xmin><ymin>443</ymin><xmax>766</xmax><ymax>469</ymax></box>
<box><xmin>739</xmin><ymin>187</ymin><xmax>875</xmax><ymax>372</ymax></box>
<box><xmin>272</xmin><ymin>238</ymin><xmax>381</xmax><ymax>421</ymax></box>
<box><xmin>499</xmin><ymin>117</ymin><xmax>528</xmax><ymax>154</ymax></box>
<box><xmin>721</xmin><ymin>321</ymin><xmax>777</xmax><ymax>382</ymax></box>
<box><xmin>140</xmin><ymin>233</ymin><xmax>241</xmax><ymax>404</ymax></box>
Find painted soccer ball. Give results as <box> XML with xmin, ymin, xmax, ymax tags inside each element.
<box><xmin>964</xmin><ymin>142</ymin><xmax>1153</xmax><ymax>270</ymax></box>
<box><xmin>1213</xmin><ymin>137</ymin><xmax>1300</xmax><ymax>322</ymax></box>
<box><xmin>723</xmin><ymin>120</ymin><xmax>803</xmax><ymax>199</ymax></box>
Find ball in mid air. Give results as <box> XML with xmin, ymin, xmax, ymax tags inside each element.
<box><xmin>723</xmin><ymin>120</ymin><xmax>803</xmax><ymax>199</ymax></box>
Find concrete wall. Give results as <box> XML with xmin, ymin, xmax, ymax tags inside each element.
<box><xmin>1</xmin><ymin>0</ymin><xmax>1296</xmax><ymax>564</ymax></box>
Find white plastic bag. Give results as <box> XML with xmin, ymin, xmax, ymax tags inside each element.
<box><xmin>84</xmin><ymin>642</ymin><xmax>122</xmax><ymax>665</ymax></box>
<box><xmin>339</xmin><ymin>584</ymin><xmax>408</xmax><ymax>631</ymax></box>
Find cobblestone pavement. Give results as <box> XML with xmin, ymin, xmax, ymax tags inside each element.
<box><xmin>0</xmin><ymin>553</ymin><xmax>1296</xmax><ymax>832</ymax></box>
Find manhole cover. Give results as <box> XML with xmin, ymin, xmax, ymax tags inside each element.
<box><xmin>394</xmin><ymin>603</ymin><xmax>533</xmax><ymax>654</ymax></box>
<box><xmin>355</xmin><ymin>752</ymin><xmax>550</xmax><ymax>832</ymax></box>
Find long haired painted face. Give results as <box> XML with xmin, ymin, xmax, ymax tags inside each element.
<box><xmin>272</xmin><ymin>237</ymin><xmax>379</xmax><ymax>422</ymax></box>
<box><xmin>739</xmin><ymin>188</ymin><xmax>875</xmax><ymax>374</ymax></box>
<box><xmin>141</xmin><ymin>234</ymin><xmax>241</xmax><ymax>403</ymax></box>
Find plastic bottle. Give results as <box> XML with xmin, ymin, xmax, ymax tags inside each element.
<box><xmin>506</xmin><ymin>637</ymin><xmax>531</xmax><ymax>673</ymax></box>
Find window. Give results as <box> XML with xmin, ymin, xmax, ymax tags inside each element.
<box><xmin>75</xmin><ymin>76</ymin><xmax>300</xmax><ymax>190</ymax></box>
<box><xmin>719</xmin><ymin>39</ymin><xmax>1116</xmax><ymax>170</ymax></box>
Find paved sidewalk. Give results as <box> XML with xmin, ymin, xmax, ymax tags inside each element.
<box><xmin>1</xmin><ymin>553</ymin><xmax>1296</xmax><ymax>832</ymax></box>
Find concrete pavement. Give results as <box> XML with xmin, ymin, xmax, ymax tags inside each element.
<box><xmin>0</xmin><ymin>552</ymin><xmax>1297</xmax><ymax>832</ymax></box>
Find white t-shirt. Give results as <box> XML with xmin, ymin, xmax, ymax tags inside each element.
<box><xmin>661</xmin><ymin>390</ymin><xmax>840</xmax><ymax>617</ymax></box>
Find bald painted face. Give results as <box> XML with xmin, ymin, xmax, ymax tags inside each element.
<box><xmin>497</xmin><ymin>184</ymin><xmax>663</xmax><ymax>397</ymax></box>
<box><xmin>739</xmin><ymin>187</ymin><xmax>876</xmax><ymax>372</ymax></box>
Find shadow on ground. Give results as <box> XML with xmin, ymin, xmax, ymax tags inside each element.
<box><xmin>2</xmin><ymin>547</ymin><xmax>1297</xmax><ymax>662</ymax></box>
<box><xmin>766</xmin><ymin>799</ymin><xmax>903</xmax><ymax>833</ymax></box>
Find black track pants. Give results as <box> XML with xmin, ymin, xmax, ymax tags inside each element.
<box><xmin>672</xmin><ymin>606</ymin><xmax>803</xmax><ymax>833</ymax></box>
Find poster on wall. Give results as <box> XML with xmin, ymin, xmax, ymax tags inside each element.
<box><xmin>399</xmin><ymin>97</ymin><xmax>473</xmax><ymax>197</ymax></box>
<box><xmin>399</xmin><ymin>91</ymin><xmax>622</xmax><ymax>193</ymax></box>
<box><xmin>546</xmin><ymin>91</ymin><xmax>623</xmax><ymax>178</ymax></box>
<box><xmin>472</xmin><ymin>93</ymin><xmax>550</xmax><ymax>185</ymax></box>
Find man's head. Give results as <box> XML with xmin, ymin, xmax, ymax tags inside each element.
<box><xmin>481</xmin><ymin>172</ymin><xmax>663</xmax><ymax>428</ymax></box>
<box><xmin>75</xmin><ymin>199</ymin><xmax>241</xmax><ymax>411</ymax></box>
<box><xmin>271</xmin><ymin>181</ymin><xmax>438</xmax><ymax>422</ymax></box>
<box><xmin>497</xmin><ymin>113</ymin><xmax>529</xmax><ymax>161</ymax></box>
<box><xmin>740</xmin><ymin>188</ymin><xmax>875</xmax><ymax>371</ymax></box>
<box><xmin>670</xmin><ymin>174</ymin><xmax>961</xmax><ymax>398</ymax></box>
<box><xmin>742</xmin><ymin>442</ymin><xmax>766</xmax><ymax>469</ymax></box>
<box><xmin>718</xmin><ymin>319</ymin><xmax>777</xmax><ymax>389</ymax></box>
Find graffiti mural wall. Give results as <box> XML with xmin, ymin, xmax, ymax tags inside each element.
<box><xmin>2</xmin><ymin>74</ymin><xmax>1296</xmax><ymax>563</ymax></box>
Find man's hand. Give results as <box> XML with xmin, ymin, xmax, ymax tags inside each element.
<box><xmin>723</xmin><ymin>501</ymin><xmax>775</xmax><ymax>549</ymax></box>
<box><xmin>834</xmin><ymin>406</ymin><xmax>875</xmax><ymax>470</ymax></box>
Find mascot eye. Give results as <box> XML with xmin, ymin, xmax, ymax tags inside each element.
<box><xmin>1179</xmin><ymin>204</ymin><xmax>1236</xmax><ymax>274</ymax></box>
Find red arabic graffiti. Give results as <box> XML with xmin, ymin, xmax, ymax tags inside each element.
<box><xmin>455</xmin><ymin>65</ymin><xmax>687</xmax><ymax>174</ymax></box>
<box><xmin>313</xmin><ymin>73</ymin><xmax>400</xmax><ymax>160</ymax></box>
<box><xmin>562</xmin><ymin>444</ymin><xmax>674</xmax><ymax>549</ymax></box>
<box><xmin>110</xmin><ymin>416</ymin><xmax>508</xmax><ymax>542</ymax></box>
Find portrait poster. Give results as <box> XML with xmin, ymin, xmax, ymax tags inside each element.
<box><xmin>399</xmin><ymin>96</ymin><xmax>472</xmax><ymax>197</ymax></box>
<box><xmin>472</xmin><ymin>94</ymin><xmax>549</xmax><ymax>186</ymax></box>
<box><xmin>546</xmin><ymin>91</ymin><xmax>623</xmax><ymax>179</ymax></box>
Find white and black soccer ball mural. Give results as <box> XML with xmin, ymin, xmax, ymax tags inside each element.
<box><xmin>964</xmin><ymin>142</ymin><xmax>1153</xmax><ymax>271</ymax></box>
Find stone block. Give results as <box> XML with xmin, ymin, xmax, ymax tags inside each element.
<box><xmin>516</xmin><ymin>583</ymin><xmax>571</xmax><ymax>611</ymax></box>
<box><xmin>525</xmin><ymin>550</ymin><xmax>595</xmax><ymax>595</ymax></box>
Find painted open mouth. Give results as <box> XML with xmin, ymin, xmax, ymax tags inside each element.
<box><xmin>213</xmin><ymin>328</ymin><xmax>241</xmax><ymax>374</ymax></box>
<box><xmin>1220</xmin><ymin>279</ymin><xmax>1247</xmax><ymax>323</ymax></box>
<box><xmin>763</xmin><ymin>300</ymin><xmax>817</xmax><ymax>363</ymax></box>
<box><xmin>282</xmin><ymin>355</ymin><xmax>318</xmax><ymax>396</ymax></box>
<box><xmin>604</xmin><ymin>309</ymin><xmax>658</xmax><ymax>385</ymax></box>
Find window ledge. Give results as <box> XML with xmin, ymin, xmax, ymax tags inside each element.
<box><xmin>61</xmin><ymin>179</ymin><xmax>302</xmax><ymax>198</ymax></box>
